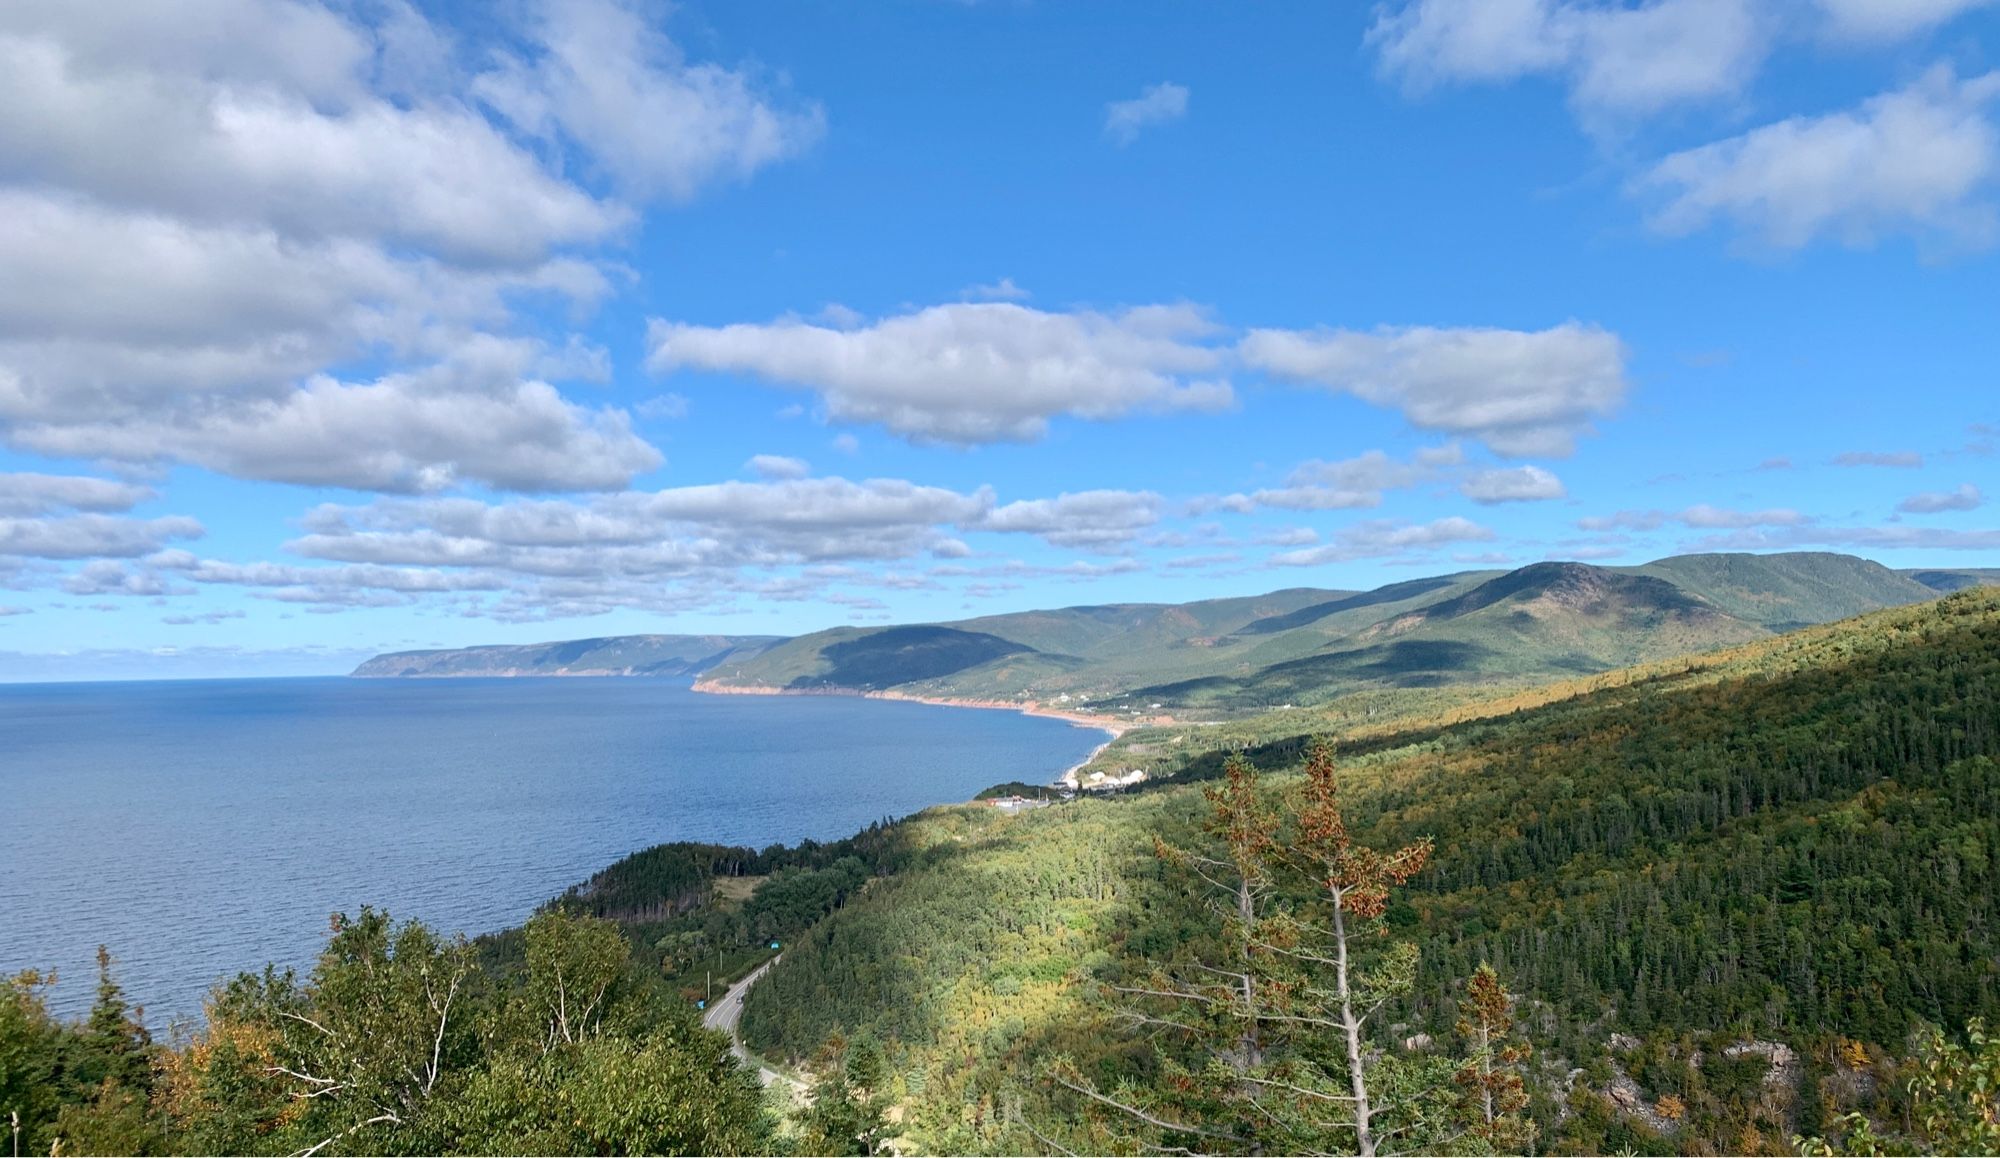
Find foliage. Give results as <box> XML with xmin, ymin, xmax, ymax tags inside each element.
<box><xmin>1453</xmin><ymin>964</ymin><xmax>1534</xmax><ymax>1153</ymax></box>
<box><xmin>147</xmin><ymin>908</ymin><xmax>771</xmax><ymax>1156</ymax></box>
<box><xmin>0</xmin><ymin>951</ymin><xmax>160</xmax><ymax>1157</ymax></box>
<box><xmin>798</xmin><ymin>1035</ymin><xmax>892</xmax><ymax>1156</ymax></box>
<box><xmin>1800</xmin><ymin>1019</ymin><xmax>2000</xmax><ymax>1157</ymax></box>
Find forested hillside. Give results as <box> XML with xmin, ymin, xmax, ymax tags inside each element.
<box><xmin>700</xmin><ymin>552</ymin><xmax>1946</xmax><ymax>711</ymax></box>
<box><xmin>739</xmin><ymin>587</ymin><xmax>2000</xmax><ymax>1154</ymax></box>
<box><xmin>348</xmin><ymin>553</ymin><xmax>1963</xmax><ymax>713</ymax></box>
<box><xmin>350</xmin><ymin>634</ymin><xmax>780</xmax><ymax>677</ymax></box>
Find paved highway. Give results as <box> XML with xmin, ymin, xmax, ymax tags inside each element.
<box><xmin>701</xmin><ymin>956</ymin><xmax>798</xmax><ymax>1090</ymax></box>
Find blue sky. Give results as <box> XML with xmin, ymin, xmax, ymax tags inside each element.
<box><xmin>0</xmin><ymin>0</ymin><xmax>1996</xmax><ymax>679</ymax></box>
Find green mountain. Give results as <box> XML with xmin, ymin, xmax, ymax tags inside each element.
<box><xmin>733</xmin><ymin>585</ymin><xmax>2000</xmax><ymax>1154</ymax></box>
<box><xmin>1905</xmin><ymin>566</ymin><xmax>2000</xmax><ymax>593</ymax></box>
<box><xmin>701</xmin><ymin>551</ymin><xmax>1945</xmax><ymax>711</ymax></box>
<box><xmin>348</xmin><ymin>552</ymin><xmax>1953</xmax><ymax>712</ymax></box>
<box><xmin>349</xmin><ymin>634</ymin><xmax>780</xmax><ymax>678</ymax></box>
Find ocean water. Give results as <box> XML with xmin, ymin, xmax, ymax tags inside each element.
<box><xmin>0</xmin><ymin>676</ymin><xmax>1104</xmax><ymax>1026</ymax></box>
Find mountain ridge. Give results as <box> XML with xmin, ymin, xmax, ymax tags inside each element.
<box><xmin>349</xmin><ymin>552</ymin><xmax>1987</xmax><ymax>711</ymax></box>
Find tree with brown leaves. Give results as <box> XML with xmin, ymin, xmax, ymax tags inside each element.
<box><xmin>1454</xmin><ymin>963</ymin><xmax>1534</xmax><ymax>1153</ymax></box>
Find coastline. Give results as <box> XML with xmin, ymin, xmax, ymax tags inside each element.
<box><xmin>691</xmin><ymin>678</ymin><xmax>1131</xmax><ymax>789</ymax></box>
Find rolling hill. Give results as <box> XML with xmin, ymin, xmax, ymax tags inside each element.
<box><xmin>349</xmin><ymin>634</ymin><xmax>780</xmax><ymax>678</ymax></box>
<box><xmin>730</xmin><ymin>584</ymin><xmax>2000</xmax><ymax>1155</ymax></box>
<box><xmin>350</xmin><ymin>552</ymin><xmax>1982</xmax><ymax>713</ymax></box>
<box><xmin>697</xmin><ymin>551</ymin><xmax>1951</xmax><ymax>710</ymax></box>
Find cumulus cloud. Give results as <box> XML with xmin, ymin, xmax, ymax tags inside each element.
<box><xmin>0</xmin><ymin>514</ymin><xmax>203</xmax><ymax>560</ymax></box>
<box><xmin>136</xmin><ymin>476</ymin><xmax>1178</xmax><ymax>619</ymax></box>
<box><xmin>286</xmin><ymin>479</ymin><xmax>995</xmax><ymax>584</ymax></box>
<box><xmin>472</xmin><ymin>0</ymin><xmax>824</xmax><ymax>203</ymax></box>
<box><xmin>1239</xmin><ymin>322</ymin><xmax>1628</xmax><ymax>456</ymax></box>
<box><xmin>1105</xmin><ymin>82</ymin><xmax>1190</xmax><ymax>144</ymax></box>
<box><xmin>0</xmin><ymin>0</ymin><xmax>814</xmax><ymax>493</ymax></box>
<box><xmin>0</xmin><ymin>472</ymin><xmax>153</xmax><ymax>517</ymax></box>
<box><xmin>1460</xmin><ymin>465</ymin><xmax>1567</xmax><ymax>504</ymax></box>
<box><xmin>1268</xmin><ymin>517</ymin><xmax>1495</xmax><ymax>567</ymax></box>
<box><xmin>1369</xmin><ymin>0</ymin><xmax>1767</xmax><ymax>123</ymax></box>
<box><xmin>1642</xmin><ymin>68</ymin><xmax>2000</xmax><ymax>249</ymax></box>
<box><xmin>61</xmin><ymin>560</ymin><xmax>177</xmax><ymax>597</ymax></box>
<box><xmin>974</xmin><ymin>490</ymin><xmax>1164</xmax><ymax>550</ymax></box>
<box><xmin>746</xmin><ymin>454</ymin><xmax>812</xmax><ymax>480</ymax></box>
<box><xmin>1897</xmin><ymin>483</ymin><xmax>1983</xmax><ymax>513</ymax></box>
<box><xmin>646</xmin><ymin>302</ymin><xmax>1234</xmax><ymax>444</ymax></box>
<box><xmin>1200</xmin><ymin>449</ymin><xmax>1444</xmax><ymax>514</ymax></box>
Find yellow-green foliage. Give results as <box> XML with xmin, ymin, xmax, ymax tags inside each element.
<box><xmin>743</xmin><ymin>589</ymin><xmax>2000</xmax><ymax>1155</ymax></box>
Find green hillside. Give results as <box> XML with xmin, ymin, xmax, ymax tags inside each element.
<box><xmin>735</xmin><ymin>586</ymin><xmax>2000</xmax><ymax>1155</ymax></box>
<box><xmin>1906</xmin><ymin>567</ymin><xmax>2000</xmax><ymax>592</ymax></box>
<box><xmin>347</xmin><ymin>554</ymin><xmax>1952</xmax><ymax>713</ymax></box>
<box><xmin>349</xmin><ymin>633</ymin><xmax>780</xmax><ymax>678</ymax></box>
<box><xmin>1639</xmin><ymin>551</ymin><xmax>1940</xmax><ymax>629</ymax></box>
<box><xmin>705</xmin><ymin>552</ymin><xmax>1945</xmax><ymax>714</ymax></box>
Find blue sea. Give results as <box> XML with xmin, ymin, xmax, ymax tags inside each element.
<box><xmin>0</xmin><ymin>677</ymin><xmax>1103</xmax><ymax>1026</ymax></box>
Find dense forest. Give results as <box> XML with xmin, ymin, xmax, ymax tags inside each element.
<box><xmin>7</xmin><ymin>588</ymin><xmax>2000</xmax><ymax>1154</ymax></box>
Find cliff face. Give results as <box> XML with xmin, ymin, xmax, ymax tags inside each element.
<box><xmin>349</xmin><ymin>635</ymin><xmax>781</xmax><ymax>678</ymax></box>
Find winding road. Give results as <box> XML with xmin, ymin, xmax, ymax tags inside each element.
<box><xmin>702</xmin><ymin>955</ymin><xmax>800</xmax><ymax>1091</ymax></box>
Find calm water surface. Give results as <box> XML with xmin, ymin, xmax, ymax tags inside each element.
<box><xmin>0</xmin><ymin>677</ymin><xmax>1103</xmax><ymax>1025</ymax></box>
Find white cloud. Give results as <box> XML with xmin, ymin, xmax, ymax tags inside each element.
<box><xmin>1239</xmin><ymin>322</ymin><xmax>1627</xmax><ymax>456</ymax></box>
<box><xmin>0</xmin><ymin>514</ymin><xmax>203</xmax><ymax>560</ymax></box>
<box><xmin>1369</xmin><ymin>0</ymin><xmax>1766</xmax><ymax>122</ymax></box>
<box><xmin>1460</xmin><ymin>465</ymin><xmax>1567</xmax><ymax>503</ymax></box>
<box><xmin>1104</xmin><ymin>82</ymin><xmax>1189</xmax><ymax>144</ymax></box>
<box><xmin>1202</xmin><ymin>449</ymin><xmax>1443</xmax><ymax>513</ymax></box>
<box><xmin>0</xmin><ymin>7</ymin><xmax>620</xmax><ymax>264</ymax></box>
<box><xmin>10</xmin><ymin>340</ymin><xmax>662</xmax><ymax>493</ymax></box>
<box><xmin>1897</xmin><ymin>483</ymin><xmax>1983</xmax><ymax>513</ymax></box>
<box><xmin>0</xmin><ymin>0</ymin><xmax>815</xmax><ymax>494</ymax></box>
<box><xmin>646</xmin><ymin>302</ymin><xmax>1234</xmax><ymax>444</ymax></box>
<box><xmin>472</xmin><ymin>0</ymin><xmax>823</xmax><ymax>203</ymax></box>
<box><xmin>0</xmin><ymin>473</ymin><xmax>153</xmax><ymax>517</ymax></box>
<box><xmin>287</xmin><ymin>479</ymin><xmax>996</xmax><ymax>580</ymax></box>
<box><xmin>1815</xmin><ymin>0</ymin><xmax>1998</xmax><ymax>40</ymax></box>
<box><xmin>1642</xmin><ymin>68</ymin><xmax>2000</xmax><ymax>249</ymax></box>
<box><xmin>974</xmin><ymin>490</ymin><xmax>1164</xmax><ymax>550</ymax></box>
<box><xmin>1268</xmin><ymin>517</ymin><xmax>1495</xmax><ymax>567</ymax></box>
<box><xmin>746</xmin><ymin>454</ymin><xmax>812</xmax><ymax>480</ymax></box>
<box><xmin>61</xmin><ymin>560</ymin><xmax>176</xmax><ymax>597</ymax></box>
<box><xmin>144</xmin><ymin>476</ymin><xmax>1182</xmax><ymax>620</ymax></box>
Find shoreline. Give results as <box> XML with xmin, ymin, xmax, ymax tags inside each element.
<box><xmin>691</xmin><ymin>678</ymin><xmax>1132</xmax><ymax>789</ymax></box>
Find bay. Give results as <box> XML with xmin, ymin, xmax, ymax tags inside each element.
<box><xmin>0</xmin><ymin>676</ymin><xmax>1103</xmax><ymax>1026</ymax></box>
